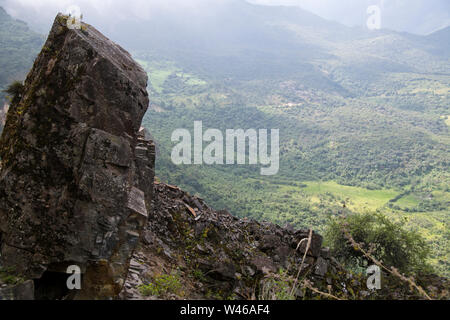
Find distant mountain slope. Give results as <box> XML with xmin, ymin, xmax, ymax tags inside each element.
<box><xmin>0</xmin><ymin>7</ymin><xmax>44</xmax><ymax>103</ymax></box>
<box><xmin>101</xmin><ymin>1</ymin><xmax>449</xmax><ymax>97</ymax></box>
<box><xmin>427</xmin><ymin>26</ymin><xmax>450</xmax><ymax>40</ymax></box>
<box><xmin>425</xmin><ymin>26</ymin><xmax>450</xmax><ymax>56</ymax></box>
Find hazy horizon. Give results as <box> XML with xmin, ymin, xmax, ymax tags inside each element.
<box><xmin>0</xmin><ymin>0</ymin><xmax>448</xmax><ymax>36</ymax></box>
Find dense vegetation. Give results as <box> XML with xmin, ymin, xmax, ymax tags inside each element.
<box><xmin>324</xmin><ymin>212</ymin><xmax>432</xmax><ymax>274</ymax></box>
<box><xmin>0</xmin><ymin>7</ymin><xmax>43</xmax><ymax>104</ymax></box>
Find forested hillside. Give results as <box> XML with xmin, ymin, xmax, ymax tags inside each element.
<box><xmin>0</xmin><ymin>7</ymin><xmax>43</xmax><ymax>105</ymax></box>
<box><xmin>129</xmin><ymin>2</ymin><xmax>449</xmax><ymax>276</ymax></box>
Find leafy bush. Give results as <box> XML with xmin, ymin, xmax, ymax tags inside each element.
<box><xmin>324</xmin><ymin>212</ymin><xmax>432</xmax><ymax>275</ymax></box>
<box><xmin>138</xmin><ymin>272</ymin><xmax>182</xmax><ymax>297</ymax></box>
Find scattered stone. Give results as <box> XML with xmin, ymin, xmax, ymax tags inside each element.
<box><xmin>0</xmin><ymin>280</ymin><xmax>34</xmax><ymax>300</ymax></box>
<box><xmin>320</xmin><ymin>247</ymin><xmax>331</xmax><ymax>259</ymax></box>
<box><xmin>314</xmin><ymin>257</ymin><xmax>328</xmax><ymax>277</ymax></box>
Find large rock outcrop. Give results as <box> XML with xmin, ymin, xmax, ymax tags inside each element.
<box><xmin>0</xmin><ymin>14</ymin><xmax>154</xmax><ymax>299</ymax></box>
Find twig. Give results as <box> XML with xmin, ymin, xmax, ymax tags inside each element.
<box><xmin>303</xmin><ymin>279</ymin><xmax>342</xmax><ymax>300</ymax></box>
<box><xmin>290</xmin><ymin>229</ymin><xmax>313</xmax><ymax>297</ymax></box>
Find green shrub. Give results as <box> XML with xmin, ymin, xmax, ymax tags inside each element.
<box><xmin>192</xmin><ymin>269</ymin><xmax>206</xmax><ymax>281</ymax></box>
<box><xmin>324</xmin><ymin>212</ymin><xmax>432</xmax><ymax>275</ymax></box>
<box><xmin>3</xmin><ymin>80</ymin><xmax>24</xmax><ymax>104</ymax></box>
<box><xmin>138</xmin><ymin>272</ymin><xmax>182</xmax><ymax>297</ymax></box>
<box><xmin>0</xmin><ymin>267</ymin><xmax>24</xmax><ymax>285</ymax></box>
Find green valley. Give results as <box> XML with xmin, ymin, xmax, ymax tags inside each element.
<box><xmin>0</xmin><ymin>1</ymin><xmax>448</xmax><ymax>278</ymax></box>
<box><xmin>137</xmin><ymin>43</ymin><xmax>449</xmax><ymax>276</ymax></box>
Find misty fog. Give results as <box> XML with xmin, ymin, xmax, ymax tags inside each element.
<box><xmin>0</xmin><ymin>0</ymin><xmax>448</xmax><ymax>36</ymax></box>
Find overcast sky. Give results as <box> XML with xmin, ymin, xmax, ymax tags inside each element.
<box><xmin>1</xmin><ymin>0</ymin><xmax>448</xmax><ymax>35</ymax></box>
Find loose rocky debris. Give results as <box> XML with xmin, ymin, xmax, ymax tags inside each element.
<box><xmin>119</xmin><ymin>182</ymin><xmax>450</xmax><ymax>300</ymax></box>
<box><xmin>120</xmin><ymin>182</ymin><xmax>361</xmax><ymax>300</ymax></box>
<box><xmin>0</xmin><ymin>280</ymin><xmax>34</xmax><ymax>300</ymax></box>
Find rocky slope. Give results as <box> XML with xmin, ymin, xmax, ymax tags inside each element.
<box><xmin>120</xmin><ymin>182</ymin><xmax>449</xmax><ymax>300</ymax></box>
<box><xmin>121</xmin><ymin>181</ymin><xmax>346</xmax><ymax>300</ymax></box>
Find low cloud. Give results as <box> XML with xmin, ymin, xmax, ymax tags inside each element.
<box><xmin>0</xmin><ymin>0</ymin><xmax>448</xmax><ymax>34</ymax></box>
<box><xmin>250</xmin><ymin>0</ymin><xmax>449</xmax><ymax>33</ymax></box>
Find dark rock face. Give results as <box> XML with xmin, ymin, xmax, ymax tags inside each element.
<box><xmin>0</xmin><ymin>14</ymin><xmax>154</xmax><ymax>299</ymax></box>
<box><xmin>0</xmin><ymin>280</ymin><xmax>34</xmax><ymax>300</ymax></box>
